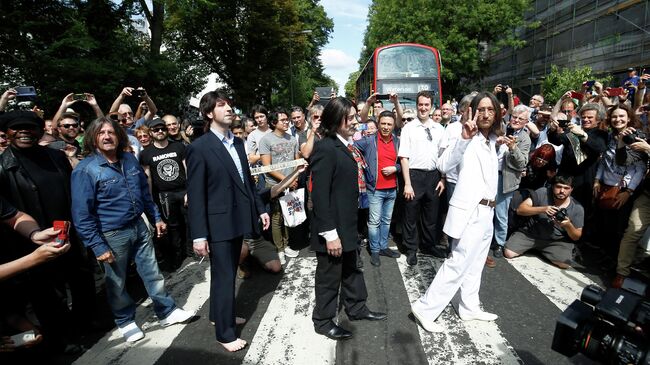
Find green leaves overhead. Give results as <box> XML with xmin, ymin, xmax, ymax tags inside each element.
<box><xmin>358</xmin><ymin>0</ymin><xmax>531</xmax><ymax>97</ymax></box>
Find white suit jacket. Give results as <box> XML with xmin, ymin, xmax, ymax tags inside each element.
<box><xmin>439</xmin><ymin>131</ymin><xmax>498</xmax><ymax>239</ymax></box>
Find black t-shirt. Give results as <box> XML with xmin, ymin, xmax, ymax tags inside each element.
<box><xmin>140</xmin><ymin>141</ymin><xmax>187</xmax><ymax>192</ymax></box>
<box><xmin>0</xmin><ymin>195</ymin><xmax>17</xmax><ymax>220</ymax></box>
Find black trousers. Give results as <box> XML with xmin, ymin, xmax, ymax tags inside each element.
<box><xmin>158</xmin><ymin>190</ymin><xmax>190</xmax><ymax>263</ymax></box>
<box><xmin>208</xmin><ymin>237</ymin><xmax>243</xmax><ymax>343</ymax></box>
<box><xmin>312</xmin><ymin>250</ymin><xmax>369</xmax><ymax>333</ymax></box>
<box><xmin>403</xmin><ymin>169</ymin><xmax>442</xmax><ymax>253</ymax></box>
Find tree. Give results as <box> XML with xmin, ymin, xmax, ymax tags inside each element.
<box><xmin>345</xmin><ymin>70</ymin><xmax>360</xmax><ymax>99</ymax></box>
<box><xmin>166</xmin><ymin>0</ymin><xmax>333</xmax><ymax>109</ymax></box>
<box><xmin>358</xmin><ymin>0</ymin><xmax>531</xmax><ymax>97</ymax></box>
<box><xmin>541</xmin><ymin>65</ymin><xmax>612</xmax><ymax>105</ymax></box>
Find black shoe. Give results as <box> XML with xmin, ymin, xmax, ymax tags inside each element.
<box><xmin>379</xmin><ymin>248</ymin><xmax>400</xmax><ymax>258</ymax></box>
<box><xmin>370</xmin><ymin>252</ymin><xmax>380</xmax><ymax>266</ymax></box>
<box><xmin>493</xmin><ymin>247</ymin><xmax>504</xmax><ymax>258</ymax></box>
<box><xmin>420</xmin><ymin>246</ymin><xmax>447</xmax><ymax>258</ymax></box>
<box><xmin>357</xmin><ymin>255</ymin><xmax>364</xmax><ymax>269</ymax></box>
<box><xmin>349</xmin><ymin>310</ymin><xmax>388</xmax><ymax>321</ymax></box>
<box><xmin>318</xmin><ymin>325</ymin><xmax>353</xmax><ymax>340</ymax></box>
<box><xmin>407</xmin><ymin>251</ymin><xmax>417</xmax><ymax>266</ymax></box>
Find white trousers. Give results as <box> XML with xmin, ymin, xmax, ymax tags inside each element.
<box><xmin>413</xmin><ymin>204</ymin><xmax>494</xmax><ymax>320</ymax></box>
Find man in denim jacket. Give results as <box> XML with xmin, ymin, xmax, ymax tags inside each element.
<box><xmin>354</xmin><ymin>111</ymin><xmax>401</xmax><ymax>266</ymax></box>
<box><xmin>71</xmin><ymin>117</ymin><xmax>192</xmax><ymax>343</ymax></box>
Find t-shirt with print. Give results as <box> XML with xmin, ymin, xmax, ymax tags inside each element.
<box><xmin>258</xmin><ymin>132</ymin><xmax>299</xmax><ymax>185</ymax></box>
<box><xmin>139</xmin><ymin>141</ymin><xmax>187</xmax><ymax>192</ymax></box>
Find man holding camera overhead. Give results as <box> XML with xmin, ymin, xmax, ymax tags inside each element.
<box><xmin>504</xmin><ymin>175</ymin><xmax>584</xmax><ymax>269</ymax></box>
<box><xmin>109</xmin><ymin>86</ymin><xmax>158</xmax><ymax>129</ymax></box>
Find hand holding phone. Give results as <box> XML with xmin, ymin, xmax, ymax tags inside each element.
<box><xmin>10</xmin><ymin>330</ymin><xmax>36</xmax><ymax>347</ymax></box>
<box><xmin>52</xmin><ymin>220</ymin><xmax>70</xmax><ymax>247</ymax></box>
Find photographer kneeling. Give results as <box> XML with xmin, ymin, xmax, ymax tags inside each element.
<box><xmin>504</xmin><ymin>175</ymin><xmax>584</xmax><ymax>269</ymax></box>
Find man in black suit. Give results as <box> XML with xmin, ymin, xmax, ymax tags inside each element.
<box><xmin>186</xmin><ymin>90</ymin><xmax>270</xmax><ymax>352</ymax></box>
<box><xmin>310</xmin><ymin>97</ymin><xmax>387</xmax><ymax>340</ymax></box>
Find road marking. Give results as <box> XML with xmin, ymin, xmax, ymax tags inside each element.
<box><xmin>397</xmin><ymin>254</ymin><xmax>522</xmax><ymax>365</ymax></box>
<box><xmin>505</xmin><ymin>254</ymin><xmax>599</xmax><ymax>310</ymax></box>
<box><xmin>242</xmin><ymin>257</ymin><xmax>336</xmax><ymax>365</ymax></box>
<box><xmin>73</xmin><ymin>261</ymin><xmax>211</xmax><ymax>365</ymax></box>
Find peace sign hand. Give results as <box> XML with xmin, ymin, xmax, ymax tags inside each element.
<box><xmin>461</xmin><ymin>107</ymin><xmax>478</xmax><ymax>140</ymax></box>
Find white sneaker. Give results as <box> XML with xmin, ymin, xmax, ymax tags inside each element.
<box><xmin>459</xmin><ymin>311</ymin><xmax>498</xmax><ymax>322</ymax></box>
<box><xmin>278</xmin><ymin>251</ymin><xmax>286</xmax><ymax>265</ymax></box>
<box><xmin>118</xmin><ymin>321</ymin><xmax>144</xmax><ymax>343</ymax></box>
<box><xmin>159</xmin><ymin>308</ymin><xmax>194</xmax><ymax>327</ymax></box>
<box><xmin>284</xmin><ymin>247</ymin><xmax>300</xmax><ymax>258</ymax></box>
<box><xmin>411</xmin><ymin>305</ymin><xmax>444</xmax><ymax>333</ymax></box>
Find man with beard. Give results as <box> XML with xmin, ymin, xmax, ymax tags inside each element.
<box><xmin>140</xmin><ymin>118</ymin><xmax>189</xmax><ymax>269</ymax></box>
<box><xmin>504</xmin><ymin>175</ymin><xmax>583</xmax><ymax>269</ymax></box>
<box><xmin>0</xmin><ymin>111</ymin><xmax>97</xmax><ymax>351</ymax></box>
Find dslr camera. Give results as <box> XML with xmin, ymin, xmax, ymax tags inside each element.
<box><xmin>623</xmin><ymin>130</ymin><xmax>647</xmax><ymax>145</ymax></box>
<box><xmin>554</xmin><ymin>207</ymin><xmax>568</xmax><ymax>222</ymax></box>
<box><xmin>552</xmin><ymin>278</ymin><xmax>649</xmax><ymax>364</ymax></box>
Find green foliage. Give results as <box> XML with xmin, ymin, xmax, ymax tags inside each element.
<box><xmin>541</xmin><ymin>65</ymin><xmax>612</xmax><ymax>105</ymax></box>
<box><xmin>345</xmin><ymin>70</ymin><xmax>360</xmax><ymax>99</ymax></box>
<box><xmin>0</xmin><ymin>0</ymin><xmax>207</xmax><ymax>119</ymax></box>
<box><xmin>358</xmin><ymin>0</ymin><xmax>531</xmax><ymax>97</ymax></box>
<box><xmin>166</xmin><ymin>0</ymin><xmax>333</xmax><ymax>109</ymax></box>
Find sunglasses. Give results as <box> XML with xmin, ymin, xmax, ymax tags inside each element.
<box><xmin>403</xmin><ymin>117</ymin><xmax>414</xmax><ymax>122</ymax></box>
<box><xmin>152</xmin><ymin>127</ymin><xmax>167</xmax><ymax>132</ymax></box>
<box><xmin>61</xmin><ymin>123</ymin><xmax>79</xmax><ymax>129</ymax></box>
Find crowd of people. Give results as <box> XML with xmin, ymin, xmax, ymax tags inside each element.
<box><xmin>1</xmin><ymin>66</ymin><xmax>650</xmax><ymax>355</ymax></box>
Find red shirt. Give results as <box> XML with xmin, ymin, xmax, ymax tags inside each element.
<box><xmin>375</xmin><ymin>135</ymin><xmax>397</xmax><ymax>190</ymax></box>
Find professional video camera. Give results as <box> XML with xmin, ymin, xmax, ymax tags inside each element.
<box><xmin>552</xmin><ymin>278</ymin><xmax>649</xmax><ymax>364</ymax></box>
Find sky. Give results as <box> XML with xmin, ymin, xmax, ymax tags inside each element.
<box><xmin>318</xmin><ymin>0</ymin><xmax>372</xmax><ymax>96</ymax></box>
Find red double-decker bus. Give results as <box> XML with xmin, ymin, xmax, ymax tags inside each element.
<box><xmin>355</xmin><ymin>43</ymin><xmax>443</xmax><ymax>109</ymax></box>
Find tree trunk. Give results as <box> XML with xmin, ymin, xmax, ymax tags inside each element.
<box><xmin>149</xmin><ymin>0</ymin><xmax>164</xmax><ymax>57</ymax></box>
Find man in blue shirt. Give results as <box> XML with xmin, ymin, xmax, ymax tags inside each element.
<box><xmin>71</xmin><ymin>117</ymin><xmax>193</xmax><ymax>343</ymax></box>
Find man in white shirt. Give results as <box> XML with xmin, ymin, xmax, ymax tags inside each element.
<box><xmin>398</xmin><ymin>91</ymin><xmax>446</xmax><ymax>265</ymax></box>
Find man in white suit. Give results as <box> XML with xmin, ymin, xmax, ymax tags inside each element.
<box><xmin>411</xmin><ymin>92</ymin><xmax>503</xmax><ymax>332</ymax></box>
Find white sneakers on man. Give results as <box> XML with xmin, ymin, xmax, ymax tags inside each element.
<box><xmin>459</xmin><ymin>311</ymin><xmax>498</xmax><ymax>322</ymax></box>
<box><xmin>159</xmin><ymin>308</ymin><xmax>195</xmax><ymax>327</ymax></box>
<box><xmin>411</xmin><ymin>306</ymin><xmax>444</xmax><ymax>333</ymax></box>
<box><xmin>284</xmin><ymin>247</ymin><xmax>300</xmax><ymax>258</ymax></box>
<box><xmin>118</xmin><ymin>321</ymin><xmax>145</xmax><ymax>343</ymax></box>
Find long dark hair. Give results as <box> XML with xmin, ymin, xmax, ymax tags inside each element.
<box><xmin>321</xmin><ymin>96</ymin><xmax>353</xmax><ymax>138</ymax></box>
<box><xmin>606</xmin><ymin>104</ymin><xmax>641</xmax><ymax>133</ymax></box>
<box><xmin>469</xmin><ymin>92</ymin><xmax>503</xmax><ymax>137</ymax></box>
<box><xmin>199</xmin><ymin>90</ymin><xmax>231</xmax><ymax>133</ymax></box>
<box><xmin>82</xmin><ymin>117</ymin><xmax>130</xmax><ymax>157</ymax></box>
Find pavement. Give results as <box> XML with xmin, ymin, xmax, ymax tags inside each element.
<box><xmin>54</xmin><ymin>239</ymin><xmax>612</xmax><ymax>365</ymax></box>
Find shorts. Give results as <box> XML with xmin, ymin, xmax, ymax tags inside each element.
<box><xmin>245</xmin><ymin>236</ymin><xmax>279</xmax><ymax>265</ymax></box>
<box><xmin>505</xmin><ymin>231</ymin><xmax>574</xmax><ymax>264</ymax></box>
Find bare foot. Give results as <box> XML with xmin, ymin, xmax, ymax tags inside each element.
<box><xmin>235</xmin><ymin>317</ymin><xmax>246</xmax><ymax>325</ymax></box>
<box><xmin>219</xmin><ymin>338</ymin><xmax>247</xmax><ymax>352</ymax></box>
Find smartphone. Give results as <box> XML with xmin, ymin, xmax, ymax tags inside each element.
<box><xmin>584</xmin><ymin>80</ymin><xmax>596</xmax><ymax>88</ymax></box>
<box><xmin>15</xmin><ymin>86</ymin><xmax>37</xmax><ymax>102</ymax></box>
<box><xmin>608</xmin><ymin>87</ymin><xmax>625</xmax><ymax>96</ymax></box>
<box><xmin>557</xmin><ymin>120</ymin><xmax>570</xmax><ymax>129</ymax></box>
<box><xmin>505</xmin><ymin>125</ymin><xmax>515</xmax><ymax>136</ymax></box>
<box><xmin>53</xmin><ymin>220</ymin><xmax>70</xmax><ymax>247</ymax></box>
<box><xmin>135</xmin><ymin>89</ymin><xmax>146</xmax><ymax>98</ymax></box>
<box><xmin>357</xmin><ymin>123</ymin><xmax>368</xmax><ymax>131</ymax></box>
<box><xmin>73</xmin><ymin>93</ymin><xmax>86</xmax><ymax>101</ymax></box>
<box><xmin>376</xmin><ymin>94</ymin><xmax>390</xmax><ymax>100</ymax></box>
<box><xmin>570</xmin><ymin>91</ymin><xmax>584</xmax><ymax>99</ymax></box>
<box><xmin>10</xmin><ymin>330</ymin><xmax>36</xmax><ymax>347</ymax></box>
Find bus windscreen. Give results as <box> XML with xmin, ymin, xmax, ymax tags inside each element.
<box><xmin>376</xmin><ymin>46</ymin><xmax>438</xmax><ymax>80</ymax></box>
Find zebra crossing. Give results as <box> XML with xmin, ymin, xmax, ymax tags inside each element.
<box><xmin>72</xmin><ymin>248</ymin><xmax>603</xmax><ymax>365</ymax></box>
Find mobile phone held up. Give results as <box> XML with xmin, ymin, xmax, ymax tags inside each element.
<box><xmin>73</xmin><ymin>93</ymin><xmax>86</xmax><ymax>101</ymax></box>
<box><xmin>607</xmin><ymin>87</ymin><xmax>625</xmax><ymax>97</ymax></box>
<box><xmin>10</xmin><ymin>330</ymin><xmax>36</xmax><ymax>347</ymax></box>
<box><xmin>569</xmin><ymin>91</ymin><xmax>584</xmax><ymax>100</ymax></box>
<box><xmin>53</xmin><ymin>220</ymin><xmax>70</xmax><ymax>247</ymax></box>
<box><xmin>15</xmin><ymin>86</ymin><xmax>37</xmax><ymax>102</ymax></box>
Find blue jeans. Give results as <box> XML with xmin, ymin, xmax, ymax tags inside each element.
<box><xmin>102</xmin><ymin>218</ymin><xmax>176</xmax><ymax>326</ymax></box>
<box><xmin>493</xmin><ymin>174</ymin><xmax>514</xmax><ymax>247</ymax></box>
<box><xmin>367</xmin><ymin>188</ymin><xmax>397</xmax><ymax>253</ymax></box>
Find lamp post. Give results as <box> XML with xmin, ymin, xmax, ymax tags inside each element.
<box><xmin>289</xmin><ymin>29</ymin><xmax>312</xmax><ymax>105</ymax></box>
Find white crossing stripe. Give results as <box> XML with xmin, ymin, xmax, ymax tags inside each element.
<box><xmin>396</xmin><ymin>254</ymin><xmax>523</xmax><ymax>365</ymax></box>
<box><xmin>73</xmin><ymin>261</ymin><xmax>212</xmax><ymax>365</ymax></box>
<box><xmin>242</xmin><ymin>257</ymin><xmax>336</xmax><ymax>365</ymax></box>
<box><xmin>505</xmin><ymin>254</ymin><xmax>600</xmax><ymax>310</ymax></box>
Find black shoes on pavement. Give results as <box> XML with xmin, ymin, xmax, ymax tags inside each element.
<box><xmin>379</xmin><ymin>248</ymin><xmax>400</xmax><ymax>258</ymax></box>
<box><xmin>319</xmin><ymin>325</ymin><xmax>353</xmax><ymax>340</ymax></box>
<box><xmin>348</xmin><ymin>310</ymin><xmax>388</xmax><ymax>321</ymax></box>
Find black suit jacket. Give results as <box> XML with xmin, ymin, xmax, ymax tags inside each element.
<box><xmin>310</xmin><ymin>136</ymin><xmax>359</xmax><ymax>253</ymax></box>
<box><xmin>186</xmin><ymin>131</ymin><xmax>264</xmax><ymax>242</ymax></box>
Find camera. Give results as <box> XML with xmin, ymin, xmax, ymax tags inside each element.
<box><xmin>15</xmin><ymin>86</ymin><xmax>36</xmax><ymax>102</ymax></box>
<box><xmin>554</xmin><ymin>207</ymin><xmax>568</xmax><ymax>222</ymax></box>
<box><xmin>623</xmin><ymin>130</ymin><xmax>647</xmax><ymax>145</ymax></box>
<box><xmin>135</xmin><ymin>89</ymin><xmax>146</xmax><ymax>98</ymax></box>
<box><xmin>557</xmin><ymin>119</ymin><xmax>570</xmax><ymax>129</ymax></box>
<box><xmin>73</xmin><ymin>93</ymin><xmax>86</xmax><ymax>101</ymax></box>
<box><xmin>552</xmin><ymin>278</ymin><xmax>649</xmax><ymax>364</ymax></box>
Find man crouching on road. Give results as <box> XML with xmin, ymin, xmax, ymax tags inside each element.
<box><xmin>71</xmin><ymin>117</ymin><xmax>193</xmax><ymax>343</ymax></box>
